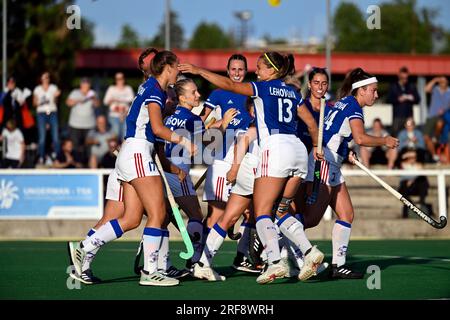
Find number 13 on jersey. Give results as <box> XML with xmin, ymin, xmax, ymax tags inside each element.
<box><xmin>278</xmin><ymin>98</ymin><xmax>293</xmax><ymax>123</ymax></box>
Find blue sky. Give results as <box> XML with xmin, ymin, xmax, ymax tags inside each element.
<box><xmin>76</xmin><ymin>0</ymin><xmax>450</xmax><ymax>47</ymax></box>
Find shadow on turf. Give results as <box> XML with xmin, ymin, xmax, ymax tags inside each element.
<box><xmin>95</xmin><ymin>275</ymin><xmax>140</xmax><ymax>285</ymax></box>
<box><xmin>346</xmin><ymin>255</ymin><xmax>449</xmax><ymax>273</ymax></box>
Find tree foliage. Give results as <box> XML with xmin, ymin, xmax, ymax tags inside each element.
<box><xmin>333</xmin><ymin>0</ymin><xmax>435</xmax><ymax>53</ymax></box>
<box><xmin>147</xmin><ymin>11</ymin><xmax>184</xmax><ymax>49</ymax></box>
<box><xmin>189</xmin><ymin>22</ymin><xmax>235</xmax><ymax>49</ymax></box>
<box><xmin>116</xmin><ymin>24</ymin><xmax>141</xmax><ymax>49</ymax></box>
<box><xmin>2</xmin><ymin>0</ymin><xmax>94</xmax><ymax>90</ymax></box>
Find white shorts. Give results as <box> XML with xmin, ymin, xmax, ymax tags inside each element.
<box><xmin>305</xmin><ymin>149</ymin><xmax>345</xmax><ymax>187</ymax></box>
<box><xmin>105</xmin><ymin>169</ymin><xmax>123</xmax><ymax>202</ymax></box>
<box><xmin>230</xmin><ymin>153</ymin><xmax>258</xmax><ymax>196</ymax></box>
<box><xmin>203</xmin><ymin>160</ymin><xmax>232</xmax><ymax>202</ymax></box>
<box><xmin>164</xmin><ymin>162</ymin><xmax>196</xmax><ymax>197</ymax></box>
<box><xmin>256</xmin><ymin>135</ymin><xmax>308</xmax><ymax>179</ymax></box>
<box><xmin>116</xmin><ymin>138</ymin><xmax>159</xmax><ymax>182</ymax></box>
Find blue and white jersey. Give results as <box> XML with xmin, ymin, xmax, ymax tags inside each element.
<box><xmin>297</xmin><ymin>98</ymin><xmax>333</xmax><ymax>152</ymax></box>
<box><xmin>323</xmin><ymin>95</ymin><xmax>364</xmax><ymax>164</ymax></box>
<box><xmin>204</xmin><ymin>89</ymin><xmax>252</xmax><ymax>131</ymax></box>
<box><xmin>250</xmin><ymin>79</ymin><xmax>303</xmax><ymax>145</ymax></box>
<box><xmin>164</xmin><ymin>105</ymin><xmax>205</xmax><ymax>162</ymax></box>
<box><xmin>125</xmin><ymin>77</ymin><xmax>167</xmax><ymax>143</ymax></box>
<box><xmin>204</xmin><ymin>89</ymin><xmax>252</xmax><ymax>162</ymax></box>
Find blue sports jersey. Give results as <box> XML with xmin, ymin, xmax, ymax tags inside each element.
<box><xmin>164</xmin><ymin>106</ymin><xmax>205</xmax><ymax>159</ymax></box>
<box><xmin>250</xmin><ymin>79</ymin><xmax>303</xmax><ymax>143</ymax></box>
<box><xmin>323</xmin><ymin>95</ymin><xmax>364</xmax><ymax>162</ymax></box>
<box><xmin>125</xmin><ymin>77</ymin><xmax>167</xmax><ymax>143</ymax></box>
<box><xmin>297</xmin><ymin>98</ymin><xmax>333</xmax><ymax>152</ymax></box>
<box><xmin>204</xmin><ymin>89</ymin><xmax>251</xmax><ymax>130</ymax></box>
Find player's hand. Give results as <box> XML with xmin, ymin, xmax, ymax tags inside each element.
<box><xmin>313</xmin><ymin>146</ymin><xmax>324</xmax><ymax>161</ymax></box>
<box><xmin>180</xmin><ymin>137</ymin><xmax>198</xmax><ymax>157</ymax></box>
<box><xmin>348</xmin><ymin>150</ymin><xmax>358</xmax><ymax>165</ymax></box>
<box><xmin>226</xmin><ymin>165</ymin><xmax>239</xmax><ymax>185</ymax></box>
<box><xmin>178</xmin><ymin>63</ymin><xmax>200</xmax><ymax>75</ymax></box>
<box><xmin>176</xmin><ymin>167</ymin><xmax>187</xmax><ymax>182</ymax></box>
<box><xmin>221</xmin><ymin>108</ymin><xmax>238</xmax><ymax>129</ymax></box>
<box><xmin>384</xmin><ymin>136</ymin><xmax>399</xmax><ymax>149</ymax></box>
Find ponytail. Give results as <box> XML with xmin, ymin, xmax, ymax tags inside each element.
<box><xmin>337</xmin><ymin>67</ymin><xmax>374</xmax><ymax>100</ymax></box>
<box><xmin>138</xmin><ymin>48</ymin><xmax>158</xmax><ymax>80</ymax></box>
<box><xmin>261</xmin><ymin>52</ymin><xmax>295</xmax><ymax>80</ymax></box>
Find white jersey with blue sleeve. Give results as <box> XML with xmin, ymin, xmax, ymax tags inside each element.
<box><xmin>125</xmin><ymin>77</ymin><xmax>167</xmax><ymax>143</ymax></box>
<box><xmin>323</xmin><ymin>95</ymin><xmax>364</xmax><ymax>164</ymax></box>
<box><xmin>250</xmin><ymin>79</ymin><xmax>302</xmax><ymax>146</ymax></box>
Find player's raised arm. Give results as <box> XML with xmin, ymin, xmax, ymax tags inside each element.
<box><xmin>178</xmin><ymin>63</ymin><xmax>254</xmax><ymax>97</ymax></box>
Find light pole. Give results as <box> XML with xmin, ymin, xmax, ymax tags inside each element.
<box><xmin>234</xmin><ymin>10</ymin><xmax>252</xmax><ymax>49</ymax></box>
<box><xmin>325</xmin><ymin>0</ymin><xmax>331</xmax><ymax>88</ymax></box>
<box><xmin>2</xmin><ymin>0</ymin><xmax>7</xmax><ymax>89</ymax></box>
<box><xmin>165</xmin><ymin>0</ymin><xmax>170</xmax><ymax>50</ymax></box>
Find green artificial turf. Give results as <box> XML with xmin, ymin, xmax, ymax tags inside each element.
<box><xmin>0</xmin><ymin>240</ymin><xmax>449</xmax><ymax>300</ymax></box>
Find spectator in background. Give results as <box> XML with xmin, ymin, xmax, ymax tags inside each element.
<box><xmin>424</xmin><ymin>76</ymin><xmax>450</xmax><ymax>162</ymax></box>
<box><xmin>86</xmin><ymin>114</ymin><xmax>116</xmax><ymax>168</ymax></box>
<box><xmin>100</xmin><ymin>138</ymin><xmax>119</xmax><ymax>169</ymax></box>
<box><xmin>359</xmin><ymin>118</ymin><xmax>397</xmax><ymax>169</ymax></box>
<box><xmin>1</xmin><ymin>77</ymin><xmax>24</xmax><ymax>130</ymax></box>
<box><xmin>103</xmin><ymin>72</ymin><xmax>134</xmax><ymax>142</ymax></box>
<box><xmin>387</xmin><ymin>67</ymin><xmax>420</xmax><ymax>137</ymax></box>
<box><xmin>397</xmin><ymin>117</ymin><xmax>427</xmax><ymax>162</ymax></box>
<box><xmin>397</xmin><ymin>148</ymin><xmax>431</xmax><ymax>219</ymax></box>
<box><xmin>33</xmin><ymin>72</ymin><xmax>61</xmax><ymax>165</ymax></box>
<box><xmin>0</xmin><ymin>119</ymin><xmax>25</xmax><ymax>168</ymax></box>
<box><xmin>66</xmin><ymin>78</ymin><xmax>100</xmax><ymax>165</ymax></box>
<box><xmin>53</xmin><ymin>139</ymin><xmax>83</xmax><ymax>169</ymax></box>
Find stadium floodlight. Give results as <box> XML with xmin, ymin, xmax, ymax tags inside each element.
<box><xmin>234</xmin><ymin>10</ymin><xmax>252</xmax><ymax>48</ymax></box>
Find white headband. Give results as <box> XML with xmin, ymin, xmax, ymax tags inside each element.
<box><xmin>351</xmin><ymin>77</ymin><xmax>378</xmax><ymax>90</ymax></box>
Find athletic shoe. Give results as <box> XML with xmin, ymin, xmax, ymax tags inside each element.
<box><xmin>139</xmin><ymin>270</ymin><xmax>179</xmax><ymax>286</ymax></box>
<box><xmin>298</xmin><ymin>245</ymin><xmax>324</xmax><ymax>281</ymax></box>
<box><xmin>69</xmin><ymin>268</ymin><xmax>101</xmax><ymax>285</ymax></box>
<box><xmin>256</xmin><ymin>260</ymin><xmax>288</xmax><ymax>284</ymax></box>
<box><xmin>133</xmin><ymin>239</ymin><xmax>144</xmax><ymax>275</ymax></box>
<box><xmin>232</xmin><ymin>255</ymin><xmax>261</xmax><ymax>274</ymax></box>
<box><xmin>285</xmin><ymin>260</ymin><xmax>329</xmax><ymax>279</ymax></box>
<box><xmin>192</xmin><ymin>263</ymin><xmax>226</xmax><ymax>281</ymax></box>
<box><xmin>162</xmin><ymin>266</ymin><xmax>190</xmax><ymax>279</ymax></box>
<box><xmin>68</xmin><ymin>241</ymin><xmax>85</xmax><ymax>276</ymax></box>
<box><xmin>329</xmin><ymin>264</ymin><xmax>364</xmax><ymax>279</ymax></box>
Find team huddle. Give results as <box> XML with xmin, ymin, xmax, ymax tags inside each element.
<box><xmin>67</xmin><ymin>48</ymin><xmax>399</xmax><ymax>286</ymax></box>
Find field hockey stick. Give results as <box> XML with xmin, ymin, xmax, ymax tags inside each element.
<box><xmin>193</xmin><ymin>117</ymin><xmax>217</xmax><ymax>191</ymax></box>
<box><xmin>154</xmin><ymin>153</ymin><xmax>194</xmax><ymax>259</ymax></box>
<box><xmin>227</xmin><ymin>226</ymin><xmax>242</xmax><ymax>241</ymax></box>
<box><xmin>306</xmin><ymin>98</ymin><xmax>325</xmax><ymax>205</ymax></box>
<box><xmin>353</xmin><ymin>159</ymin><xmax>447</xmax><ymax>229</ymax></box>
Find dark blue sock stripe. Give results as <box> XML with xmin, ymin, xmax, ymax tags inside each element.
<box><xmin>213</xmin><ymin>223</ymin><xmax>226</xmax><ymax>238</ymax></box>
<box><xmin>336</xmin><ymin>220</ymin><xmax>352</xmax><ymax>228</ymax></box>
<box><xmin>241</xmin><ymin>222</ymin><xmax>256</xmax><ymax>229</ymax></box>
<box><xmin>162</xmin><ymin>229</ymin><xmax>169</xmax><ymax>237</ymax></box>
<box><xmin>256</xmin><ymin>215</ymin><xmax>272</xmax><ymax>223</ymax></box>
<box><xmin>276</xmin><ymin>214</ymin><xmax>291</xmax><ymax>227</ymax></box>
<box><xmin>87</xmin><ymin>228</ymin><xmax>95</xmax><ymax>237</ymax></box>
<box><xmin>188</xmin><ymin>218</ymin><xmax>203</xmax><ymax>225</ymax></box>
<box><xmin>110</xmin><ymin>219</ymin><xmax>123</xmax><ymax>238</ymax></box>
<box><xmin>143</xmin><ymin>227</ymin><xmax>163</xmax><ymax>237</ymax></box>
